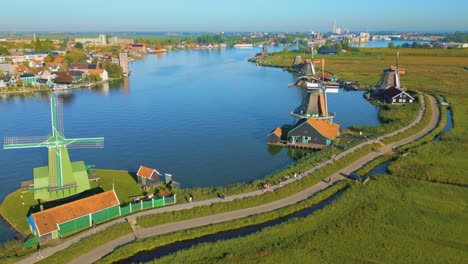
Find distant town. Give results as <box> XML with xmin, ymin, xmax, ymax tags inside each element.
<box><xmin>0</xmin><ymin>29</ymin><xmax>466</xmax><ymax>93</ymax></box>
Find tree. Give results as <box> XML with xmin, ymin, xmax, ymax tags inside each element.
<box><xmin>75</xmin><ymin>42</ymin><xmax>84</xmax><ymax>49</ymax></box>
<box><xmin>0</xmin><ymin>46</ymin><xmax>8</xmax><ymax>55</ymax></box>
<box><xmin>63</xmin><ymin>50</ymin><xmax>87</xmax><ymax>68</ymax></box>
<box><xmin>86</xmin><ymin>73</ymin><xmax>102</xmax><ymax>82</ymax></box>
<box><xmin>102</xmin><ymin>60</ymin><xmax>123</xmax><ymax>79</ymax></box>
<box><xmin>16</xmin><ymin>78</ymin><xmax>23</xmax><ymax>87</ymax></box>
<box><xmin>54</xmin><ymin>72</ymin><xmax>73</xmax><ymax>84</ymax></box>
<box><xmin>388</xmin><ymin>42</ymin><xmax>395</xmax><ymax>49</ymax></box>
<box><xmin>43</xmin><ymin>54</ymin><xmax>55</xmax><ymax>62</ymax></box>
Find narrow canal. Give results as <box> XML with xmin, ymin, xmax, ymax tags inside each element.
<box><xmin>113</xmin><ymin>189</ymin><xmax>346</xmax><ymax>263</ymax></box>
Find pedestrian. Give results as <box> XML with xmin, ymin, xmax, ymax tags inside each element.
<box><xmin>189</xmin><ymin>196</ymin><xmax>192</xmax><ymax>203</ymax></box>
<box><xmin>37</xmin><ymin>245</ymin><xmax>42</xmax><ymax>258</ymax></box>
<box><xmin>328</xmin><ymin>177</ymin><xmax>332</xmax><ymax>184</ymax></box>
<box><xmin>221</xmin><ymin>193</ymin><xmax>225</xmax><ymax>199</ymax></box>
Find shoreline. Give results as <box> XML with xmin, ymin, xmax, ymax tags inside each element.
<box><xmin>0</xmin><ymin>79</ymin><xmax>122</xmax><ymax>95</ymax></box>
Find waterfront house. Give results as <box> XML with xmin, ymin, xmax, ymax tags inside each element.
<box><xmin>69</xmin><ymin>70</ymin><xmax>85</xmax><ymax>83</ymax></box>
<box><xmin>87</xmin><ymin>69</ymin><xmax>109</xmax><ymax>82</ymax></box>
<box><xmin>27</xmin><ymin>190</ymin><xmax>120</xmax><ymax>242</ymax></box>
<box><xmin>69</xmin><ymin>62</ymin><xmax>89</xmax><ymax>72</ymax></box>
<box><xmin>37</xmin><ymin>78</ymin><xmax>55</xmax><ymax>88</ymax></box>
<box><xmin>0</xmin><ymin>75</ymin><xmax>16</xmax><ymax>87</ymax></box>
<box><xmin>383</xmin><ymin>86</ymin><xmax>414</xmax><ymax>104</ymax></box>
<box><xmin>287</xmin><ymin>118</ymin><xmax>340</xmax><ymax>147</ymax></box>
<box><xmin>136</xmin><ymin>165</ymin><xmax>160</xmax><ymax>187</ymax></box>
<box><xmin>19</xmin><ymin>73</ymin><xmax>38</xmax><ymax>86</ymax></box>
<box><xmin>267</xmin><ymin>127</ymin><xmax>282</xmax><ymax>143</ymax></box>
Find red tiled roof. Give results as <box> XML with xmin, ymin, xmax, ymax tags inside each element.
<box><xmin>137</xmin><ymin>166</ymin><xmax>159</xmax><ymax>179</ymax></box>
<box><xmin>306</xmin><ymin>118</ymin><xmax>340</xmax><ymax>140</ymax></box>
<box><xmin>32</xmin><ymin>190</ymin><xmax>120</xmax><ymax>235</ymax></box>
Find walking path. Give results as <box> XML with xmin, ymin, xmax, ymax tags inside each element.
<box><xmin>18</xmin><ymin>95</ymin><xmax>439</xmax><ymax>264</ymax></box>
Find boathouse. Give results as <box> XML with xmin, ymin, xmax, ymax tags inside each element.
<box><xmin>27</xmin><ymin>190</ymin><xmax>120</xmax><ymax>241</ymax></box>
<box><xmin>136</xmin><ymin>165</ymin><xmax>160</xmax><ymax>187</ymax></box>
<box><xmin>267</xmin><ymin>127</ymin><xmax>282</xmax><ymax>143</ymax></box>
<box><xmin>287</xmin><ymin>118</ymin><xmax>340</xmax><ymax>147</ymax></box>
<box><xmin>383</xmin><ymin>86</ymin><xmax>414</xmax><ymax>104</ymax></box>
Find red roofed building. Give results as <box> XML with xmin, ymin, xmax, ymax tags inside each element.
<box><xmin>87</xmin><ymin>68</ymin><xmax>109</xmax><ymax>81</ymax></box>
<box><xmin>27</xmin><ymin>190</ymin><xmax>120</xmax><ymax>241</ymax></box>
<box><xmin>136</xmin><ymin>165</ymin><xmax>160</xmax><ymax>187</ymax></box>
<box><xmin>287</xmin><ymin>118</ymin><xmax>340</xmax><ymax>147</ymax></box>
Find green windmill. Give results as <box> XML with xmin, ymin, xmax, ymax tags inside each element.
<box><xmin>3</xmin><ymin>96</ymin><xmax>104</xmax><ymax>201</ymax></box>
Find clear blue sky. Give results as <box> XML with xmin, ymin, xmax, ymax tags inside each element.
<box><xmin>1</xmin><ymin>0</ymin><xmax>466</xmax><ymax>32</ymax></box>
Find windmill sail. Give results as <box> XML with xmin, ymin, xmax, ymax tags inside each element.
<box><xmin>3</xmin><ymin>95</ymin><xmax>104</xmax><ymax>200</ymax></box>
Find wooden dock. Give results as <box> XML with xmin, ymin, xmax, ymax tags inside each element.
<box><xmin>268</xmin><ymin>141</ymin><xmax>325</xmax><ymax>150</ymax></box>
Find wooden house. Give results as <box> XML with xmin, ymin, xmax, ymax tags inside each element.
<box><xmin>267</xmin><ymin>127</ymin><xmax>282</xmax><ymax>143</ymax></box>
<box><xmin>27</xmin><ymin>190</ymin><xmax>120</xmax><ymax>242</ymax></box>
<box><xmin>19</xmin><ymin>73</ymin><xmax>38</xmax><ymax>85</ymax></box>
<box><xmin>383</xmin><ymin>86</ymin><xmax>414</xmax><ymax>104</ymax></box>
<box><xmin>287</xmin><ymin>118</ymin><xmax>340</xmax><ymax>147</ymax></box>
<box><xmin>136</xmin><ymin>165</ymin><xmax>160</xmax><ymax>187</ymax></box>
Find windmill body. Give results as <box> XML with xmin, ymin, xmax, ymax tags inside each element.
<box><xmin>3</xmin><ymin>96</ymin><xmax>104</xmax><ymax>201</ymax></box>
<box><xmin>291</xmin><ymin>81</ymin><xmax>338</xmax><ymax>121</ymax></box>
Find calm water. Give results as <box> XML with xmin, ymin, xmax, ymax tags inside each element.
<box><xmin>0</xmin><ymin>47</ymin><xmax>379</xmax><ymax>241</ymax></box>
<box><xmin>353</xmin><ymin>40</ymin><xmax>431</xmax><ymax>48</ymax></box>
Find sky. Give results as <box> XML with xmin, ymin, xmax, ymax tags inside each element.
<box><xmin>1</xmin><ymin>0</ymin><xmax>467</xmax><ymax>32</ymax></box>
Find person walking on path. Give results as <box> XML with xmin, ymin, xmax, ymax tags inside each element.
<box><xmin>189</xmin><ymin>196</ymin><xmax>192</xmax><ymax>203</ymax></box>
<box><xmin>36</xmin><ymin>245</ymin><xmax>43</xmax><ymax>259</ymax></box>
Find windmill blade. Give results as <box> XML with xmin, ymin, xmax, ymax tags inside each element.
<box><xmin>3</xmin><ymin>136</ymin><xmax>52</xmax><ymax>149</ymax></box>
<box><xmin>55</xmin><ymin>97</ymin><xmax>65</xmax><ymax>136</ymax></box>
<box><xmin>50</xmin><ymin>96</ymin><xmax>64</xmax><ymax>138</ymax></box>
<box><xmin>65</xmin><ymin>137</ymin><xmax>105</xmax><ymax>149</ymax></box>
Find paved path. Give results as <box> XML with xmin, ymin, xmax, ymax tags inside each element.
<box><xmin>18</xmin><ymin>95</ymin><xmax>439</xmax><ymax>264</ymax></box>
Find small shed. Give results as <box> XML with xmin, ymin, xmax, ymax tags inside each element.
<box><xmin>288</xmin><ymin>118</ymin><xmax>340</xmax><ymax>146</ymax></box>
<box><xmin>28</xmin><ymin>190</ymin><xmax>120</xmax><ymax>241</ymax></box>
<box><xmin>136</xmin><ymin>165</ymin><xmax>160</xmax><ymax>187</ymax></box>
<box><xmin>383</xmin><ymin>86</ymin><xmax>414</xmax><ymax>104</ymax></box>
<box><xmin>267</xmin><ymin>127</ymin><xmax>282</xmax><ymax>143</ymax></box>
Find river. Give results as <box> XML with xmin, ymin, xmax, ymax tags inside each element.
<box><xmin>0</xmin><ymin>46</ymin><xmax>379</xmax><ymax>241</ymax></box>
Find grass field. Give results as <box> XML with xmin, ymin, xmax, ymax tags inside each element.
<box><xmin>152</xmin><ymin>177</ymin><xmax>468</xmax><ymax>263</ymax></box>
